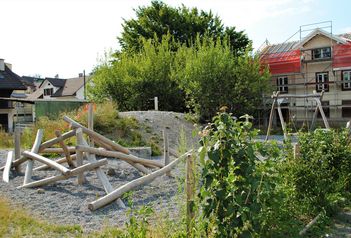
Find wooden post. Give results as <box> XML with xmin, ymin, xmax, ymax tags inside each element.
<box><xmin>76</xmin><ymin>128</ymin><xmax>86</xmax><ymax>185</ymax></box>
<box><xmin>277</xmin><ymin>100</ymin><xmax>287</xmax><ymax>140</ymax></box>
<box><xmin>265</xmin><ymin>92</ymin><xmax>279</xmax><ymax>141</ymax></box>
<box><xmin>14</xmin><ymin>127</ymin><xmax>21</xmax><ymax>172</ymax></box>
<box><xmin>293</xmin><ymin>143</ymin><xmax>300</xmax><ymax>159</ymax></box>
<box><xmin>88</xmin><ymin>103</ymin><xmax>94</xmax><ymax>147</ymax></box>
<box><xmin>154</xmin><ymin>97</ymin><xmax>158</xmax><ymax>111</ymax></box>
<box><xmin>3</xmin><ymin>151</ymin><xmax>13</xmax><ymax>183</ymax></box>
<box><xmin>23</xmin><ymin>129</ymin><xmax>44</xmax><ymax>185</ymax></box>
<box><xmin>314</xmin><ymin>98</ymin><xmax>330</xmax><ymax>129</ymax></box>
<box><xmin>186</xmin><ymin>154</ymin><xmax>195</xmax><ymax>237</ymax></box>
<box><xmin>55</xmin><ymin>130</ymin><xmax>75</xmax><ymax>168</ymax></box>
<box><xmin>163</xmin><ymin>130</ymin><xmax>170</xmax><ymax>176</ymax></box>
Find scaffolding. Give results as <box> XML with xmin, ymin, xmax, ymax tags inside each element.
<box><xmin>259</xmin><ymin>21</ymin><xmax>351</xmax><ymax>129</ymax></box>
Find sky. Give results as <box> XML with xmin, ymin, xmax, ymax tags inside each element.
<box><xmin>1</xmin><ymin>0</ymin><xmax>350</xmax><ymax>78</ymax></box>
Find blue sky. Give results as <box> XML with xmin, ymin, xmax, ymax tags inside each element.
<box><xmin>1</xmin><ymin>0</ymin><xmax>350</xmax><ymax>78</ymax></box>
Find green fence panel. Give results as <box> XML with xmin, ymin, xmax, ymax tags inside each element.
<box><xmin>35</xmin><ymin>101</ymin><xmax>85</xmax><ymax>119</ymax></box>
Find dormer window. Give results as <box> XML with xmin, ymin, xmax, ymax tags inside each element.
<box><xmin>312</xmin><ymin>47</ymin><xmax>331</xmax><ymax>60</ymax></box>
<box><xmin>44</xmin><ymin>88</ymin><xmax>53</xmax><ymax>96</ymax></box>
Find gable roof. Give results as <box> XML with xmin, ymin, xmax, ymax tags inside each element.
<box><xmin>0</xmin><ymin>65</ymin><xmax>27</xmax><ymax>90</ymax></box>
<box><xmin>52</xmin><ymin>76</ymin><xmax>85</xmax><ymax>97</ymax></box>
<box><xmin>295</xmin><ymin>28</ymin><xmax>347</xmax><ymax>48</ymax></box>
<box><xmin>261</xmin><ymin>29</ymin><xmax>351</xmax><ymax>55</ymax></box>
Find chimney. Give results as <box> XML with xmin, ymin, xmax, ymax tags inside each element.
<box><xmin>0</xmin><ymin>59</ymin><xmax>4</xmax><ymax>71</ymax></box>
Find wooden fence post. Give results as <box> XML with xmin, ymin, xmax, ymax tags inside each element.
<box><xmin>76</xmin><ymin>128</ymin><xmax>86</xmax><ymax>185</ymax></box>
<box><xmin>186</xmin><ymin>154</ymin><xmax>195</xmax><ymax>237</ymax></box>
<box><xmin>154</xmin><ymin>97</ymin><xmax>158</xmax><ymax>111</ymax></box>
<box><xmin>14</xmin><ymin>127</ymin><xmax>21</xmax><ymax>172</ymax></box>
<box><xmin>88</xmin><ymin>103</ymin><xmax>94</xmax><ymax>147</ymax></box>
<box><xmin>163</xmin><ymin>130</ymin><xmax>170</xmax><ymax>176</ymax></box>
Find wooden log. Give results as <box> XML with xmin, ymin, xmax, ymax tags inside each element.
<box><xmin>41</xmin><ymin>147</ymin><xmax>75</xmax><ymax>154</ymax></box>
<box><xmin>79</xmin><ymin>133</ymin><xmax>125</xmax><ymax>208</ymax></box>
<box><xmin>310</xmin><ymin>91</ymin><xmax>324</xmax><ymax>131</ymax></box>
<box><xmin>22</xmin><ymin>151</ymin><xmax>71</xmax><ymax>175</ymax></box>
<box><xmin>293</xmin><ymin>143</ymin><xmax>300</xmax><ymax>159</ymax></box>
<box><xmin>88</xmin><ymin>103</ymin><xmax>94</xmax><ymax>147</ymax></box>
<box><xmin>265</xmin><ymin>92</ymin><xmax>279</xmax><ymax>141</ymax></box>
<box><xmin>186</xmin><ymin>154</ymin><xmax>195</xmax><ymax>236</ymax></box>
<box><xmin>273</xmin><ymin>93</ymin><xmax>322</xmax><ymax>99</ymax></box>
<box><xmin>163</xmin><ymin>130</ymin><xmax>171</xmax><ymax>176</ymax></box>
<box><xmin>34</xmin><ymin>154</ymin><xmax>77</xmax><ymax>171</ymax></box>
<box><xmin>76</xmin><ymin>145</ymin><xmax>163</xmax><ymax>168</ymax></box>
<box><xmin>55</xmin><ymin>130</ymin><xmax>75</xmax><ymax>168</ymax></box>
<box><xmin>14</xmin><ymin>127</ymin><xmax>21</xmax><ymax>172</ymax></box>
<box><xmin>299</xmin><ymin>212</ymin><xmax>323</xmax><ymax>236</ymax></box>
<box><xmin>20</xmin><ymin>159</ymin><xmax>108</xmax><ymax>188</ymax></box>
<box><xmin>24</xmin><ymin>129</ymin><xmax>44</xmax><ymax>185</ymax></box>
<box><xmin>39</xmin><ymin>129</ymin><xmax>76</xmax><ymax>152</ymax></box>
<box><xmin>3</xmin><ymin>151</ymin><xmax>13</xmax><ymax>183</ymax></box>
<box><xmin>76</xmin><ymin>128</ymin><xmax>86</xmax><ymax>184</ymax></box>
<box><xmin>63</xmin><ymin>116</ymin><xmax>129</xmax><ymax>154</ymax></box>
<box><xmin>91</xmin><ymin>138</ymin><xmax>151</xmax><ymax>174</ymax></box>
<box><xmin>314</xmin><ymin>98</ymin><xmax>330</xmax><ymax>129</ymax></box>
<box><xmin>88</xmin><ymin>150</ymin><xmax>192</xmax><ymax>211</ymax></box>
<box><xmin>277</xmin><ymin>102</ymin><xmax>287</xmax><ymax>140</ymax></box>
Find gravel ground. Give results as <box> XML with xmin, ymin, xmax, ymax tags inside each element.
<box><xmin>0</xmin><ymin>150</ymin><xmax>186</xmax><ymax>232</ymax></box>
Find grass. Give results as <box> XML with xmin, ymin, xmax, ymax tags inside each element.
<box><xmin>0</xmin><ymin>196</ymin><xmax>188</xmax><ymax>238</ymax></box>
<box><xmin>0</xmin><ymin>197</ymin><xmax>83</xmax><ymax>238</ymax></box>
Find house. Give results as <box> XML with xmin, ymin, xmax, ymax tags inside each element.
<box><xmin>29</xmin><ymin>74</ymin><xmax>88</xmax><ymax>100</ymax></box>
<box><xmin>260</xmin><ymin>27</ymin><xmax>351</xmax><ymax>127</ymax></box>
<box><xmin>0</xmin><ymin>59</ymin><xmax>27</xmax><ymax>131</ymax></box>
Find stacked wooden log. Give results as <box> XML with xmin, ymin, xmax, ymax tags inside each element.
<box><xmin>0</xmin><ymin>116</ymin><xmax>190</xmax><ymax>210</ymax></box>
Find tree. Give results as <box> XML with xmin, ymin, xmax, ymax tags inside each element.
<box><xmin>90</xmin><ymin>36</ymin><xmax>186</xmax><ymax>112</ymax></box>
<box><xmin>172</xmin><ymin>37</ymin><xmax>270</xmax><ymax>121</ymax></box>
<box><xmin>118</xmin><ymin>1</ymin><xmax>250</xmax><ymax>55</ymax></box>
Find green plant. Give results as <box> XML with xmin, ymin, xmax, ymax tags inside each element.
<box><xmin>199</xmin><ymin>112</ymin><xmax>264</xmax><ymax>237</ymax></box>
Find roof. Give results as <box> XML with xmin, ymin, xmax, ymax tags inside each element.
<box><xmin>44</xmin><ymin>77</ymin><xmax>66</xmax><ymax>87</ymax></box>
<box><xmin>0</xmin><ymin>65</ymin><xmax>27</xmax><ymax>90</ymax></box>
<box><xmin>261</xmin><ymin>28</ymin><xmax>351</xmax><ymax>55</ymax></box>
<box><xmin>52</xmin><ymin>76</ymin><xmax>85</xmax><ymax>97</ymax></box>
<box><xmin>21</xmin><ymin>76</ymin><xmax>43</xmax><ymax>88</ymax></box>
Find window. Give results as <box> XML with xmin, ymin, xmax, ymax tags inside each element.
<box><xmin>342</xmin><ymin>100</ymin><xmax>351</xmax><ymax>118</ymax></box>
<box><xmin>312</xmin><ymin>47</ymin><xmax>331</xmax><ymax>60</ymax></box>
<box><xmin>44</xmin><ymin>88</ymin><xmax>53</xmax><ymax>96</ymax></box>
<box><xmin>315</xmin><ymin>72</ymin><xmax>329</xmax><ymax>92</ymax></box>
<box><xmin>277</xmin><ymin>76</ymin><xmax>288</xmax><ymax>93</ymax></box>
<box><xmin>317</xmin><ymin>101</ymin><xmax>330</xmax><ymax>118</ymax></box>
<box><xmin>342</xmin><ymin>70</ymin><xmax>351</xmax><ymax>90</ymax></box>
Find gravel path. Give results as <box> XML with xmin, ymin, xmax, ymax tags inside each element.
<box><xmin>0</xmin><ymin>151</ymin><xmax>186</xmax><ymax>232</ymax></box>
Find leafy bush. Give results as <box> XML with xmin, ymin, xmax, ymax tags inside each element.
<box><xmin>91</xmin><ymin>36</ymin><xmax>186</xmax><ymax>112</ymax></box>
<box><xmin>290</xmin><ymin>129</ymin><xmax>351</xmax><ymax>215</ymax></box>
<box><xmin>172</xmin><ymin>37</ymin><xmax>270</xmax><ymax>121</ymax></box>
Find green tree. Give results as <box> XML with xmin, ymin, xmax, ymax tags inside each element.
<box><xmin>172</xmin><ymin>37</ymin><xmax>270</xmax><ymax>121</ymax></box>
<box><xmin>118</xmin><ymin>1</ymin><xmax>250</xmax><ymax>55</ymax></box>
<box><xmin>91</xmin><ymin>36</ymin><xmax>186</xmax><ymax>112</ymax></box>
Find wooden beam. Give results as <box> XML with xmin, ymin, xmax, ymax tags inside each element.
<box><xmin>41</xmin><ymin>147</ymin><xmax>75</xmax><ymax>154</ymax></box>
<box><xmin>14</xmin><ymin>127</ymin><xmax>21</xmax><ymax>172</ymax></box>
<box><xmin>163</xmin><ymin>130</ymin><xmax>170</xmax><ymax>176</ymax></box>
<box><xmin>20</xmin><ymin>159</ymin><xmax>108</xmax><ymax>188</ymax></box>
<box><xmin>63</xmin><ymin>116</ymin><xmax>129</xmax><ymax>154</ymax></box>
<box><xmin>24</xmin><ymin>129</ymin><xmax>44</xmax><ymax>185</ymax></box>
<box><xmin>186</xmin><ymin>154</ymin><xmax>195</xmax><ymax>236</ymax></box>
<box><xmin>3</xmin><ymin>151</ymin><xmax>13</xmax><ymax>183</ymax></box>
<box><xmin>76</xmin><ymin>145</ymin><xmax>163</xmax><ymax>168</ymax></box>
<box><xmin>22</xmin><ymin>151</ymin><xmax>71</xmax><ymax>175</ymax></box>
<box><xmin>75</xmin><ymin>129</ymin><xmax>86</xmax><ymax>184</ymax></box>
<box><xmin>276</xmin><ymin>101</ymin><xmax>287</xmax><ymax>140</ymax></box>
<box><xmin>266</xmin><ymin>92</ymin><xmax>279</xmax><ymax>141</ymax></box>
<box><xmin>88</xmin><ymin>151</ymin><xmax>192</xmax><ymax>211</ymax></box>
<box><xmin>34</xmin><ymin>154</ymin><xmax>77</xmax><ymax>171</ymax></box>
<box><xmin>273</xmin><ymin>93</ymin><xmax>322</xmax><ymax>99</ymax></box>
<box><xmin>55</xmin><ymin>130</ymin><xmax>75</xmax><ymax>168</ymax></box>
<box><xmin>79</xmin><ymin>134</ymin><xmax>125</xmax><ymax>208</ymax></box>
<box><xmin>88</xmin><ymin>103</ymin><xmax>94</xmax><ymax>147</ymax></box>
<box><xmin>39</xmin><ymin>129</ymin><xmax>76</xmax><ymax>152</ymax></box>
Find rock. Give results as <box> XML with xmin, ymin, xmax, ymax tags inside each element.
<box><xmin>107</xmin><ymin>168</ymin><xmax>116</xmax><ymax>176</ymax></box>
<box><xmin>37</xmin><ymin>188</ymin><xmax>45</xmax><ymax>194</ymax></box>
